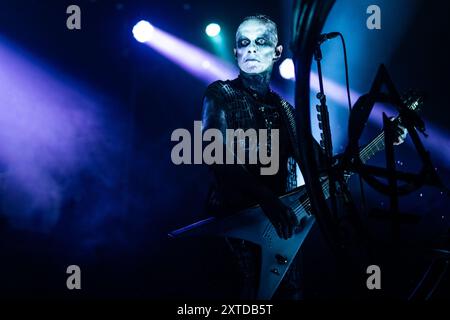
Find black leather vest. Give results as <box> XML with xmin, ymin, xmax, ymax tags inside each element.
<box><xmin>202</xmin><ymin>77</ymin><xmax>300</xmax><ymax>214</ymax></box>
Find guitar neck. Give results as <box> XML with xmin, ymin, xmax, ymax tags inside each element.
<box><xmin>292</xmin><ymin>94</ymin><xmax>422</xmax><ymax>216</ymax></box>
<box><xmin>356</xmin><ymin>93</ymin><xmax>421</xmax><ymax>164</ymax></box>
<box><xmin>292</xmin><ymin>132</ymin><xmax>387</xmax><ymax>217</ymax></box>
<box><xmin>359</xmin><ymin>131</ymin><xmax>386</xmax><ymax>164</ymax></box>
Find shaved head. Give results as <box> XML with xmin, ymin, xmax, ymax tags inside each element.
<box><xmin>235</xmin><ymin>15</ymin><xmax>278</xmax><ymax>47</ymax></box>
<box><xmin>234</xmin><ymin>15</ymin><xmax>282</xmax><ymax>75</ymax></box>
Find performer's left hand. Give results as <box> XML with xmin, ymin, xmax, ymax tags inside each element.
<box><xmin>394</xmin><ymin>124</ymin><xmax>408</xmax><ymax>145</ymax></box>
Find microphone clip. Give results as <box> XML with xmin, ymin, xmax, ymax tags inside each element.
<box><xmin>317</xmin><ymin>32</ymin><xmax>340</xmax><ymax>46</ymax></box>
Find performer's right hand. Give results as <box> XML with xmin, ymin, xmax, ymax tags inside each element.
<box><xmin>261</xmin><ymin>199</ymin><xmax>298</xmax><ymax>240</ymax></box>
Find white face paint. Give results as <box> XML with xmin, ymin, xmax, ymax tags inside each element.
<box><xmin>235</xmin><ymin>19</ymin><xmax>279</xmax><ymax>74</ymax></box>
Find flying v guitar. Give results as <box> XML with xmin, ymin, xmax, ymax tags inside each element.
<box><xmin>169</xmin><ymin>94</ymin><xmax>422</xmax><ymax>300</ymax></box>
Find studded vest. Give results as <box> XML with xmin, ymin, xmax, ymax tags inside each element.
<box><xmin>202</xmin><ymin>77</ymin><xmax>304</xmax><ymax>214</ymax></box>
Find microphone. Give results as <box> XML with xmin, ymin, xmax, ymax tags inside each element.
<box><xmin>317</xmin><ymin>32</ymin><xmax>340</xmax><ymax>45</ymax></box>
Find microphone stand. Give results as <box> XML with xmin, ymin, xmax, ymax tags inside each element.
<box><xmin>314</xmin><ymin>44</ymin><xmax>338</xmax><ymax>218</ymax></box>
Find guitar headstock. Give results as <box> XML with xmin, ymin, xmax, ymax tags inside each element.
<box><xmin>400</xmin><ymin>90</ymin><xmax>426</xmax><ymax>134</ymax></box>
<box><xmin>401</xmin><ymin>90</ymin><xmax>424</xmax><ymax>113</ymax></box>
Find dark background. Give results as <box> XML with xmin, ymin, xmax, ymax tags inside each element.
<box><xmin>0</xmin><ymin>0</ymin><xmax>449</xmax><ymax>299</ymax></box>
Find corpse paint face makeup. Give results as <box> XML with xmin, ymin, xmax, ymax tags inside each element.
<box><xmin>235</xmin><ymin>19</ymin><xmax>278</xmax><ymax>74</ymax></box>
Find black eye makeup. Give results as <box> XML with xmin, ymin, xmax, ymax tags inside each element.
<box><xmin>237</xmin><ymin>38</ymin><xmax>250</xmax><ymax>48</ymax></box>
<box><xmin>259</xmin><ymin>31</ymin><xmax>277</xmax><ymax>45</ymax></box>
<box><xmin>237</xmin><ymin>37</ymin><xmax>272</xmax><ymax>48</ymax></box>
<box><xmin>256</xmin><ymin>38</ymin><xmax>267</xmax><ymax>45</ymax></box>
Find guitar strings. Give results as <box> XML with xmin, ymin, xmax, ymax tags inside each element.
<box><xmin>290</xmin><ymin>132</ymin><xmax>385</xmax><ymax>215</ymax></box>
<box><xmin>290</xmin><ymin>99</ymin><xmax>419</xmax><ymax>216</ymax></box>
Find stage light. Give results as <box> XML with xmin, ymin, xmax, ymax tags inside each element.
<box><xmin>205</xmin><ymin>23</ymin><xmax>221</xmax><ymax>37</ymax></box>
<box><xmin>132</xmin><ymin>20</ymin><xmax>155</xmax><ymax>43</ymax></box>
<box><xmin>133</xmin><ymin>21</ymin><xmax>236</xmax><ymax>83</ymax></box>
<box><xmin>201</xmin><ymin>60</ymin><xmax>211</xmax><ymax>69</ymax></box>
<box><xmin>279</xmin><ymin>58</ymin><xmax>295</xmax><ymax>80</ymax></box>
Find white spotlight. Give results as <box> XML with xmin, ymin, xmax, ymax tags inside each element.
<box><xmin>133</xmin><ymin>20</ymin><xmax>155</xmax><ymax>43</ymax></box>
<box><xmin>205</xmin><ymin>23</ymin><xmax>221</xmax><ymax>37</ymax></box>
<box><xmin>201</xmin><ymin>60</ymin><xmax>211</xmax><ymax>69</ymax></box>
<box><xmin>279</xmin><ymin>58</ymin><xmax>295</xmax><ymax>80</ymax></box>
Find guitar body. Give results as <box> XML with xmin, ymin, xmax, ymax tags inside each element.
<box><xmin>169</xmin><ymin>187</ymin><xmax>315</xmax><ymax>300</ymax></box>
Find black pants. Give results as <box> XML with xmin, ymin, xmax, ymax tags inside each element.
<box><xmin>226</xmin><ymin>238</ymin><xmax>304</xmax><ymax>300</ymax></box>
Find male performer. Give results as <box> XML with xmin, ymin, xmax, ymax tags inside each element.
<box><xmin>201</xmin><ymin>15</ymin><xmax>406</xmax><ymax>299</ymax></box>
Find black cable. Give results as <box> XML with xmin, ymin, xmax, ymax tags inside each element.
<box><xmin>336</xmin><ymin>32</ymin><xmax>367</xmax><ymax>214</ymax></box>
<box><xmin>337</xmin><ymin>32</ymin><xmax>352</xmax><ymax>114</ymax></box>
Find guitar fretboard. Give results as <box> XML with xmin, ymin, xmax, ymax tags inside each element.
<box><xmin>291</xmin><ymin>95</ymin><xmax>421</xmax><ymax>218</ymax></box>
<box><xmin>360</xmin><ymin>132</ymin><xmax>386</xmax><ymax>163</ymax></box>
<box><xmin>291</xmin><ymin>132</ymin><xmax>386</xmax><ymax>217</ymax></box>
